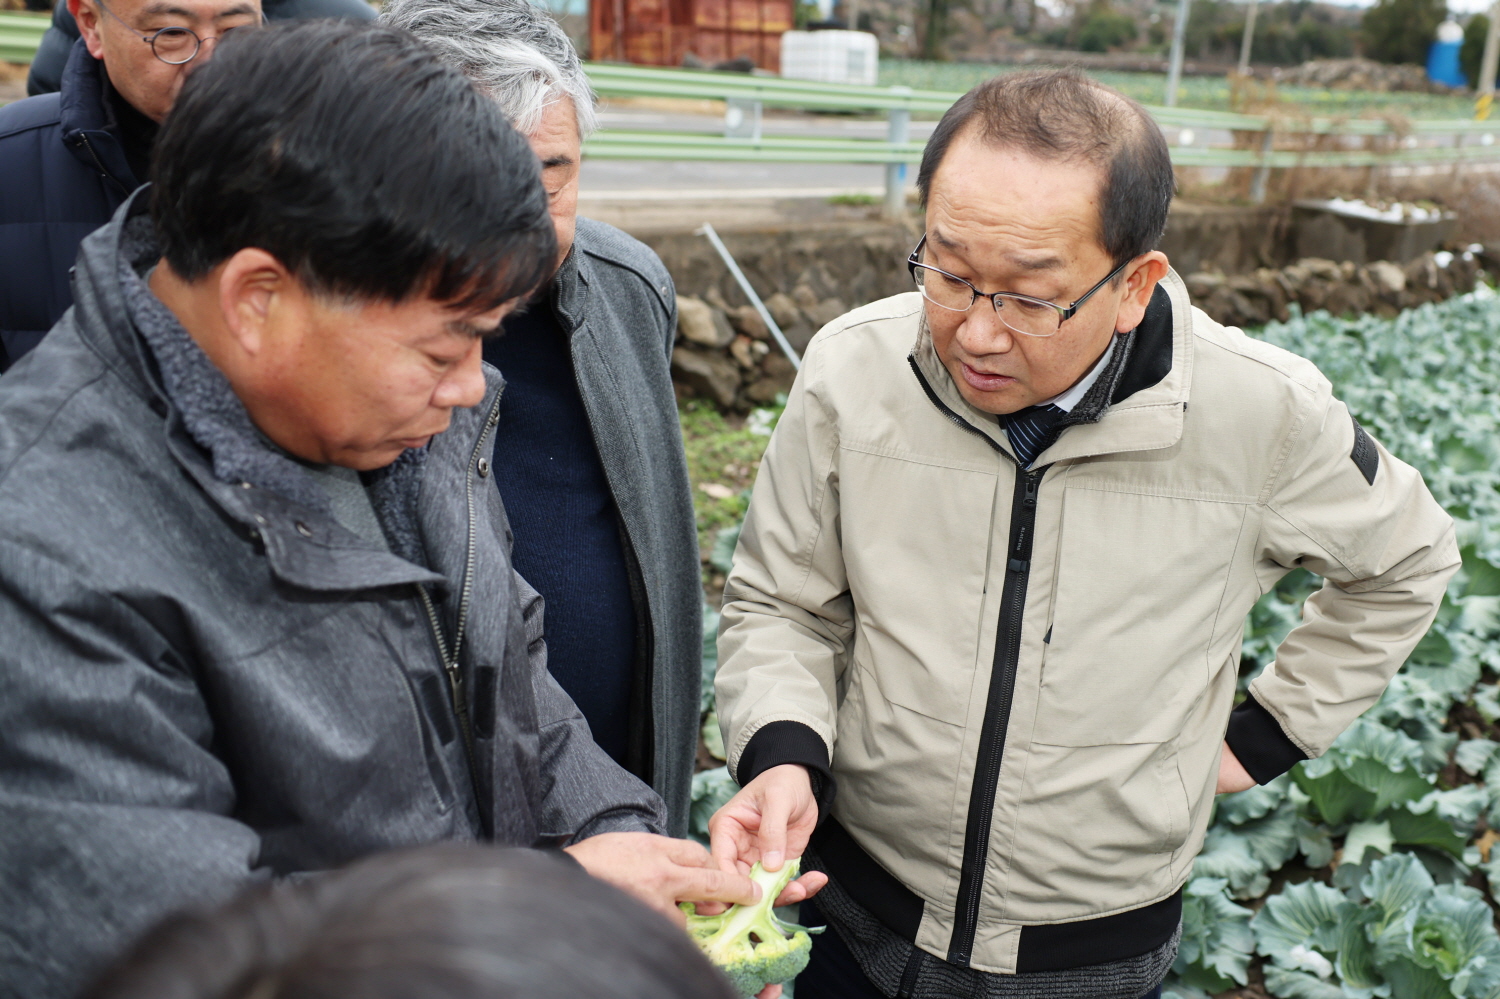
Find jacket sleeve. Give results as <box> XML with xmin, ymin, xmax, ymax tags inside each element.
<box><xmin>1245</xmin><ymin>391</ymin><xmax>1459</xmax><ymax>773</ymax></box>
<box><xmin>717</xmin><ymin>340</ymin><xmax>853</xmax><ymax>789</ymax></box>
<box><xmin>0</xmin><ymin>543</ymin><xmax>262</xmax><ymax>999</ymax></box>
<box><xmin>515</xmin><ymin>572</ymin><xmax>668</xmax><ymax>840</ymax></box>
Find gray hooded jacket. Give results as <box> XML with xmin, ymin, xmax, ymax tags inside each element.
<box><xmin>0</xmin><ymin>195</ymin><xmax>666</xmax><ymax>998</ymax></box>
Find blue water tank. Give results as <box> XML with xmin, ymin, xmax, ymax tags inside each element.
<box><xmin>1428</xmin><ymin>20</ymin><xmax>1466</xmax><ymax>88</ymax></box>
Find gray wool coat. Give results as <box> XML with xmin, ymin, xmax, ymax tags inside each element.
<box><xmin>550</xmin><ymin>218</ymin><xmax>703</xmax><ymax>839</ymax></box>
<box><xmin>0</xmin><ymin>195</ymin><xmax>669</xmax><ymax>998</ymax></box>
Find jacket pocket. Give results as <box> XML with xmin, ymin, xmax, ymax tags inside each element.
<box><xmin>1036</xmin><ymin>486</ymin><xmax>1247</xmax><ymax>747</ymax></box>
<box><xmin>1006</xmin><ymin>741</ymin><xmax>1189</xmax><ymax>914</ymax></box>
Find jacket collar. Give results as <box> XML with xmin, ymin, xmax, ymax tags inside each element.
<box><xmin>551</xmin><ymin>240</ymin><xmax>587</xmax><ymax>336</ymax></box>
<box><xmin>58</xmin><ymin>39</ymin><xmax>138</xmax><ymax>196</ymax></box>
<box><xmin>910</xmin><ymin>269</ymin><xmax>1193</xmax><ymax>466</ymax></box>
<box><xmin>69</xmin><ymin>190</ymin><xmax>451</xmax><ymax>592</ymax></box>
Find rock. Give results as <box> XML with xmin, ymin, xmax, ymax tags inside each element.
<box><xmin>728</xmin><ymin>304</ymin><xmax>769</xmax><ymax>341</ymax></box>
<box><xmin>677</xmin><ymin>296</ymin><xmax>735</xmax><ymax>349</ymax></box>
<box><xmin>672</xmin><ymin>346</ymin><xmax>741</xmax><ymax>408</ymax></box>
<box><xmin>763</xmin><ymin>292</ymin><xmax>803</xmax><ymax>331</ymax></box>
<box><xmin>803</xmin><ymin>297</ymin><xmax>849</xmax><ymax>331</ymax></box>
<box><xmin>782</xmin><ymin>323</ymin><xmax>816</xmax><ymax>354</ymax></box>
<box><xmin>792</xmin><ymin>284</ymin><xmax>819</xmax><ymax>310</ymax></box>
<box><xmin>1302</xmin><ymin>258</ymin><xmax>1341</xmax><ymax>281</ymax></box>
<box><xmin>745</xmin><ymin>376</ymin><xmax>793</xmax><ymax>403</ymax></box>
<box><xmin>761</xmin><ymin>352</ymin><xmax>797</xmax><ymax>380</ymax></box>
<box><xmin>1366</xmin><ymin>260</ymin><xmax>1406</xmax><ymax>296</ymax></box>
<box><xmin>729</xmin><ymin>335</ymin><xmax>758</xmax><ymax>370</ymax></box>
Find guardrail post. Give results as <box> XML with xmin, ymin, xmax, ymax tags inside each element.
<box><xmin>1249</xmin><ymin>127</ymin><xmax>1274</xmax><ymax>204</ymax></box>
<box><xmin>885</xmin><ymin>87</ymin><xmax>912</xmax><ymax>219</ymax></box>
<box><xmin>725</xmin><ymin>98</ymin><xmax>762</xmax><ymax>141</ymax></box>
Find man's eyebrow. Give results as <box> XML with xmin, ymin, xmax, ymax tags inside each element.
<box><xmin>930</xmin><ymin>227</ymin><xmax>964</xmax><ymax>251</ymax></box>
<box><xmin>139</xmin><ymin>1</ymin><xmax>257</xmax><ymax>15</ymax></box>
<box><xmin>1006</xmin><ymin>252</ymin><xmax>1066</xmax><ymax>271</ymax></box>
<box><xmin>446</xmin><ymin>317</ymin><xmax>502</xmax><ymax>338</ymax></box>
<box><xmin>541</xmin><ymin>155</ymin><xmax>575</xmax><ymax>168</ymax></box>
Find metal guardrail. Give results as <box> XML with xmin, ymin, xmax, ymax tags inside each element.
<box><xmin>582</xmin><ymin>62</ymin><xmax>1500</xmax><ymax>207</ymax></box>
<box><xmin>0</xmin><ymin>11</ymin><xmax>49</xmax><ymax>65</ymax></box>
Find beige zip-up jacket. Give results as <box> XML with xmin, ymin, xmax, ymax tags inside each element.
<box><xmin>716</xmin><ymin>273</ymin><xmax>1458</xmax><ymax>976</ymax></box>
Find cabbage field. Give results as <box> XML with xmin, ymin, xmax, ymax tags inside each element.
<box><xmin>686</xmin><ymin>285</ymin><xmax>1500</xmax><ymax>999</ymax></box>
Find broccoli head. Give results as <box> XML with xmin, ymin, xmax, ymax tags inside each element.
<box><xmin>681</xmin><ymin>859</ymin><xmax>822</xmax><ymax>997</ymax></box>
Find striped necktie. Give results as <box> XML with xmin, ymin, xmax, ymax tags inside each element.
<box><xmin>1005</xmin><ymin>403</ymin><xmax>1067</xmax><ymax>468</ymax></box>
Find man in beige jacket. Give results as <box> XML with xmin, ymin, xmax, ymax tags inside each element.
<box><xmin>708</xmin><ymin>70</ymin><xmax>1459</xmax><ymax>999</ymax></box>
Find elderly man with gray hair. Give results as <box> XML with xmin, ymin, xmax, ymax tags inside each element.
<box><xmin>380</xmin><ymin>0</ymin><xmax>702</xmax><ymax>837</ymax></box>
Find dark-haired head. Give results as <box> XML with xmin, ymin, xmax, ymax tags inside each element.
<box><xmin>83</xmin><ymin>845</ymin><xmax>740</xmax><ymax>999</ymax></box>
<box><xmin>151</xmin><ymin>18</ymin><xmax>554</xmax><ymax>314</ymax></box>
<box><xmin>145</xmin><ymin>20</ymin><xmax>556</xmax><ymax>470</ymax></box>
<box><xmin>916</xmin><ymin>69</ymin><xmax>1173</xmax><ymax>272</ymax></box>
<box><xmin>908</xmin><ymin>70</ymin><xmax>1174</xmax><ymax>419</ymax></box>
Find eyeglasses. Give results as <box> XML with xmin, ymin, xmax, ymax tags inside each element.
<box><xmin>907</xmin><ymin>234</ymin><xmax>1133</xmax><ymax>338</ymax></box>
<box><xmin>93</xmin><ymin>0</ymin><xmax>260</xmax><ymax>65</ymax></box>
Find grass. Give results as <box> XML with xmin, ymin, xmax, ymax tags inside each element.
<box><xmin>878</xmin><ymin>59</ymin><xmax>1481</xmax><ymax>120</ymax></box>
<box><xmin>679</xmin><ymin>400</ymin><xmax>773</xmax><ymax>556</ymax></box>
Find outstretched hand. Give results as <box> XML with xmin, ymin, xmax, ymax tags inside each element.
<box><xmin>564</xmin><ymin>831</ymin><xmax>760</xmax><ymax>927</ymax></box>
<box><xmin>707</xmin><ymin>764</ymin><xmax>828</xmax><ymax>905</ymax></box>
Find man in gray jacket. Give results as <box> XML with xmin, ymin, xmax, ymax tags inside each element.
<box><xmin>382</xmin><ymin>0</ymin><xmax>704</xmax><ymax>835</ymax></box>
<box><xmin>0</xmin><ymin>21</ymin><xmax>768</xmax><ymax>999</ymax></box>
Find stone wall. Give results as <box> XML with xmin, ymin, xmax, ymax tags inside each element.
<box><xmin>1184</xmin><ymin>248</ymin><xmax>1487</xmax><ymax>329</ymax></box>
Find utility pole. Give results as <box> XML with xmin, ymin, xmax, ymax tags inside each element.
<box><xmin>1237</xmin><ymin>0</ymin><xmax>1259</xmax><ymax>76</ymax></box>
<box><xmin>1479</xmin><ymin>0</ymin><xmax>1500</xmax><ymax>120</ymax></box>
<box><xmin>1165</xmin><ymin>0</ymin><xmax>1190</xmax><ymax>107</ymax></box>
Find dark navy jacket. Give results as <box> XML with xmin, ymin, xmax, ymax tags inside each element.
<box><xmin>0</xmin><ymin>41</ymin><xmax>138</xmax><ymax>369</ymax></box>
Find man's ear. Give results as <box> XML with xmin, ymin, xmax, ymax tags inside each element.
<box><xmin>72</xmin><ymin>0</ymin><xmax>105</xmax><ymax>60</ymax></box>
<box><xmin>1114</xmin><ymin>251</ymin><xmax>1170</xmax><ymax>334</ymax></box>
<box><xmin>216</xmin><ymin>248</ymin><xmax>295</xmax><ymax>358</ymax></box>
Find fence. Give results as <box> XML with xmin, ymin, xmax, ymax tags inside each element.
<box><xmin>0</xmin><ymin>11</ymin><xmax>47</xmax><ymax>65</ymax></box>
<box><xmin>583</xmin><ymin>62</ymin><xmax>1500</xmax><ymax>209</ymax></box>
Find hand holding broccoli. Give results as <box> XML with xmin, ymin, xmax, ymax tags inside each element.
<box><xmin>563</xmin><ymin>831</ymin><xmax>760</xmax><ymax>925</ymax></box>
<box><xmin>709</xmin><ymin>765</ymin><xmax>826</xmax><ymax>888</ymax></box>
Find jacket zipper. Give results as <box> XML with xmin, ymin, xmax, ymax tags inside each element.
<box><xmin>76</xmin><ymin>134</ymin><xmax>132</xmax><ymax>199</ymax></box>
<box><xmin>417</xmin><ymin>391</ymin><xmax>504</xmax><ymax>816</ymax></box>
<box><xmin>908</xmin><ymin>357</ymin><xmax>1047</xmax><ymax>968</ymax></box>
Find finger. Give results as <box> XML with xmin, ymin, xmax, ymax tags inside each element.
<box><xmin>709</xmin><ymin>817</ymin><xmax>755</xmax><ymax>873</ymax></box>
<box><xmin>677</xmin><ymin>864</ymin><xmax>759</xmax><ymax>907</ymax></box>
<box><xmin>757</xmin><ymin>985</ymin><xmax>783</xmax><ymax>999</ymax></box>
<box><xmin>774</xmin><ymin>870</ymin><xmax>829</xmax><ymax>907</ymax></box>
<box><xmin>757</xmin><ymin>787</ymin><xmax>793</xmax><ymax>872</ymax></box>
<box><xmin>662</xmin><ymin>835</ymin><xmax>714</xmax><ymax>867</ymax></box>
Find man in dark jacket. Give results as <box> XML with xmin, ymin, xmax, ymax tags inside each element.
<box><xmin>0</xmin><ymin>22</ymin><xmax>777</xmax><ymax>999</ymax></box>
<box><xmin>383</xmin><ymin>0</ymin><xmax>704</xmax><ymax>836</ymax></box>
<box><xmin>0</xmin><ymin>0</ymin><xmax>266</xmax><ymax>368</ymax></box>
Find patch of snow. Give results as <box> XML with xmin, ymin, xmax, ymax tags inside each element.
<box><xmin>1304</xmin><ymin>197</ymin><xmax>1450</xmax><ymax>223</ymax></box>
<box><xmin>1435</xmin><ymin>251</ymin><xmax>1455</xmax><ymax>268</ymax></box>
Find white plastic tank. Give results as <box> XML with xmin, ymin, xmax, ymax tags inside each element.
<box><xmin>779</xmin><ymin>30</ymin><xmax>879</xmax><ymax>87</ymax></box>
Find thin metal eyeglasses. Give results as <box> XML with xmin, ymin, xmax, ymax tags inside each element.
<box><xmin>907</xmin><ymin>234</ymin><xmax>1133</xmax><ymax>338</ymax></box>
<box><xmin>93</xmin><ymin>0</ymin><xmax>260</xmax><ymax>65</ymax></box>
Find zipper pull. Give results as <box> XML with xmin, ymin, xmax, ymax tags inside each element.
<box><xmin>1022</xmin><ymin>470</ymin><xmax>1041</xmax><ymax>508</ymax></box>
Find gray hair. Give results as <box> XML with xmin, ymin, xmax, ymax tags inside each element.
<box><xmin>381</xmin><ymin>0</ymin><xmax>598</xmax><ymax>139</ymax></box>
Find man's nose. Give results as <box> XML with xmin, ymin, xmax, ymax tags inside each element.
<box><xmin>957</xmin><ymin>303</ymin><xmax>1015</xmax><ymax>353</ymax></box>
<box><xmin>433</xmin><ymin>340</ymin><xmax>487</xmax><ymax>411</ymax></box>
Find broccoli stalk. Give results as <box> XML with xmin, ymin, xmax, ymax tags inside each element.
<box><xmin>682</xmin><ymin>859</ymin><xmax>821</xmax><ymax>997</ymax></box>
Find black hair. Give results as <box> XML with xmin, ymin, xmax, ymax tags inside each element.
<box><xmin>150</xmin><ymin>20</ymin><xmax>556</xmax><ymax>313</ymax></box>
<box><xmin>916</xmin><ymin>69</ymin><xmax>1175</xmax><ymax>271</ymax></box>
<box><xmin>83</xmin><ymin>844</ymin><xmax>739</xmax><ymax>999</ymax></box>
